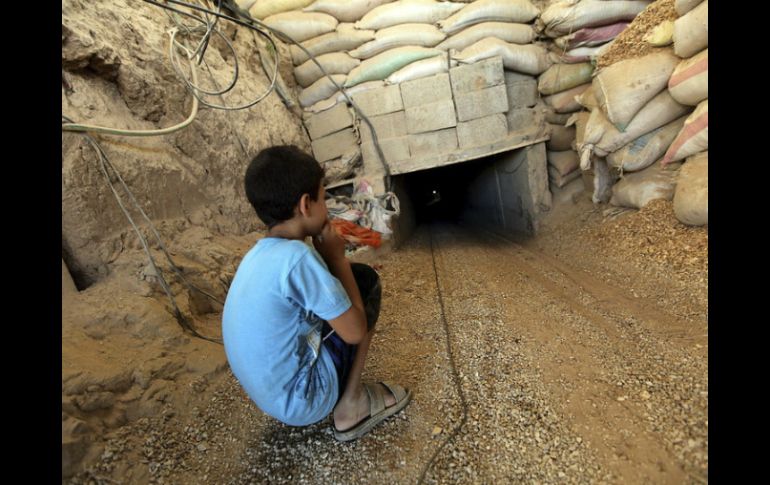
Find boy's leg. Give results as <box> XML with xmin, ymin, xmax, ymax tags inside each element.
<box><xmin>332</xmin><ymin>264</ymin><xmax>398</xmax><ymax>431</ymax></box>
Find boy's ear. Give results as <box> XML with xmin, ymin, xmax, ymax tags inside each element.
<box><xmin>297</xmin><ymin>193</ymin><xmax>311</xmax><ymax>217</ymax></box>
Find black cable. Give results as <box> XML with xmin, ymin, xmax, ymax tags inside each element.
<box><xmin>418</xmin><ymin>226</ymin><xmax>470</xmax><ymax>484</ymax></box>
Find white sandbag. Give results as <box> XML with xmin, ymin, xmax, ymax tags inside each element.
<box><xmin>538</xmin><ymin>62</ymin><xmax>594</xmax><ymax>96</ymax></box>
<box><xmin>294</xmin><ymin>53</ymin><xmax>360</xmax><ymax>88</ymax></box>
<box><xmin>547</xmin><ymin>150</ymin><xmax>580</xmax><ymax>176</ymax></box>
<box><xmin>558</xmin><ymin>45</ymin><xmax>605</xmax><ymax>63</ymax></box>
<box><xmin>540</xmin><ymin>1</ymin><xmax>651</xmax><ymax>36</ymax></box>
<box><xmin>290</xmin><ymin>26</ymin><xmax>375</xmax><ymax>65</ymax></box>
<box><xmin>673</xmin><ymin>151</ymin><xmax>707</xmax><ymax>226</ymax></box>
<box><xmin>610</xmin><ymin>161</ymin><xmax>681</xmax><ymax>209</ymax></box>
<box><xmin>304</xmin><ymin>0</ymin><xmax>394</xmax><ymax>23</ymax></box>
<box><xmin>543</xmin><ymin>84</ymin><xmax>591</xmax><ymax>114</ymax></box>
<box><xmin>299</xmin><ymin>74</ymin><xmax>347</xmax><ymax>107</ymax></box>
<box><xmin>661</xmin><ymin>99</ymin><xmax>707</xmax><ymax>166</ymax></box>
<box><xmin>673</xmin><ymin>0</ymin><xmax>707</xmax><ymax>58</ymax></box>
<box><xmin>546</xmin><ymin>124</ymin><xmax>576</xmax><ymax>151</ymax></box>
<box><xmin>436</xmin><ymin>22</ymin><xmax>535</xmax><ymax>51</ymax></box>
<box><xmin>349</xmin><ymin>24</ymin><xmax>446</xmax><ymax>59</ymax></box>
<box><xmin>668</xmin><ymin>48</ymin><xmax>707</xmax><ymax>106</ymax></box>
<box><xmin>306</xmin><ymin>94</ymin><xmax>342</xmax><ymax>113</ymax></box>
<box><xmin>386</xmin><ymin>54</ymin><xmax>457</xmax><ymax>84</ymax></box>
<box><xmin>549</xmin><ymin>166</ymin><xmax>582</xmax><ymax>188</ymax></box>
<box><xmin>345</xmin><ymin>46</ymin><xmax>442</xmax><ymax>87</ymax></box>
<box><xmin>607</xmin><ymin>115</ymin><xmax>686</xmax><ymax>172</ymax></box>
<box><xmin>579</xmin><ymin>90</ymin><xmax>690</xmax><ymax>169</ymax></box>
<box><xmin>593</xmin><ymin>51</ymin><xmax>680</xmax><ymax>130</ymax></box>
<box><xmin>263</xmin><ymin>12</ymin><xmax>338</xmax><ymax>43</ymax></box>
<box><xmin>675</xmin><ymin>0</ymin><xmax>704</xmax><ymax>17</ymax></box>
<box><xmin>453</xmin><ymin>38</ymin><xmax>552</xmax><ymax>75</ymax></box>
<box><xmin>337</xmin><ymin>80</ymin><xmax>387</xmax><ymax>103</ymax></box>
<box><xmin>554</xmin><ymin>22</ymin><xmax>629</xmax><ymax>50</ymax></box>
<box><xmin>567</xmin><ymin>111</ymin><xmax>591</xmax><ymax>149</ymax></box>
<box><xmin>356</xmin><ymin>0</ymin><xmax>465</xmax><ymax>30</ymax></box>
<box><xmin>438</xmin><ymin>0</ymin><xmax>540</xmax><ymax>35</ymax></box>
<box><xmin>235</xmin><ymin>0</ymin><xmax>257</xmax><ymax>11</ymax></box>
<box><xmin>249</xmin><ymin>0</ymin><xmax>314</xmax><ymax>20</ymax></box>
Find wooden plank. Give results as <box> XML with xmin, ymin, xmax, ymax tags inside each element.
<box><xmin>387</xmin><ymin>127</ymin><xmax>549</xmax><ymax>176</ymax></box>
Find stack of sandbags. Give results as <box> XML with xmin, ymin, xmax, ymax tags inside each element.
<box><xmin>303</xmin><ymin>102</ymin><xmax>363</xmax><ymax>182</ymax></box>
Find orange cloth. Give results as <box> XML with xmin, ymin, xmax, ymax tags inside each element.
<box><xmin>330</xmin><ymin>218</ymin><xmax>382</xmax><ymax>249</ymax></box>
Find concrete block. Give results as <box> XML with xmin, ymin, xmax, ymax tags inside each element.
<box><xmin>304</xmin><ymin>103</ymin><xmax>353</xmax><ymax>140</ymax></box>
<box><xmin>311</xmin><ymin>128</ymin><xmax>358</xmax><ymax>162</ymax></box>
<box><xmin>361</xmin><ymin>136</ymin><xmax>410</xmax><ymax>169</ymax></box>
<box><xmin>405</xmin><ymin>99</ymin><xmax>457</xmax><ymax>134</ymax></box>
<box><xmin>400</xmin><ymin>73</ymin><xmax>453</xmax><ymax>108</ymax></box>
<box><xmin>506</xmin><ymin>79</ymin><xmax>538</xmax><ymax>109</ymax></box>
<box><xmin>408</xmin><ymin>128</ymin><xmax>458</xmax><ymax>158</ymax></box>
<box><xmin>455</xmin><ymin>84</ymin><xmax>508</xmax><ymax>122</ymax></box>
<box><xmin>506</xmin><ymin>107</ymin><xmax>544</xmax><ymax>132</ymax></box>
<box><xmin>457</xmin><ymin>113</ymin><xmax>508</xmax><ymax>149</ymax></box>
<box><xmin>450</xmin><ymin>57</ymin><xmax>505</xmax><ymax>95</ymax></box>
<box><xmin>351</xmin><ymin>84</ymin><xmax>403</xmax><ymax>116</ymax></box>
<box><xmin>359</xmin><ymin>111</ymin><xmax>407</xmax><ymax>143</ymax></box>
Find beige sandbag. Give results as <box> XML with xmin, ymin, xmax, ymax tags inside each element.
<box><xmin>546</xmin><ymin>109</ymin><xmax>572</xmax><ymax>125</ymax></box>
<box><xmin>249</xmin><ymin>0</ymin><xmax>314</xmax><ymax>19</ymax></box>
<box><xmin>540</xmin><ymin>1</ymin><xmax>651</xmax><ymax>36</ymax></box>
<box><xmin>673</xmin><ymin>0</ymin><xmax>707</xmax><ymax>58</ymax></box>
<box><xmin>452</xmin><ymin>38</ymin><xmax>552</xmax><ymax>75</ymax></box>
<box><xmin>299</xmin><ymin>74</ymin><xmax>347</xmax><ymax>107</ymax></box>
<box><xmin>645</xmin><ymin>20</ymin><xmax>674</xmax><ymax>46</ymax></box>
<box><xmin>546</xmin><ymin>124</ymin><xmax>576</xmax><ymax>151</ymax></box>
<box><xmin>538</xmin><ymin>62</ymin><xmax>594</xmax><ymax>96</ymax></box>
<box><xmin>610</xmin><ymin>161</ymin><xmax>681</xmax><ymax>209</ymax></box>
<box><xmin>607</xmin><ymin>115</ymin><xmax>686</xmax><ymax>172</ymax></box>
<box><xmin>675</xmin><ymin>0</ymin><xmax>704</xmax><ymax>17</ymax></box>
<box><xmin>436</xmin><ymin>22</ymin><xmax>535</xmax><ymax>51</ymax></box>
<box><xmin>593</xmin><ymin>51</ymin><xmax>680</xmax><ymax>130</ymax></box>
<box><xmin>549</xmin><ymin>166</ymin><xmax>582</xmax><ymax>188</ymax></box>
<box><xmin>332</xmin><ymin>80</ymin><xmax>389</xmax><ymax>104</ymax></box>
<box><xmin>673</xmin><ymin>151</ymin><xmax>707</xmax><ymax>226</ymax></box>
<box><xmin>235</xmin><ymin>0</ymin><xmax>257</xmax><ymax>11</ymax></box>
<box><xmin>668</xmin><ymin>48</ymin><xmax>707</xmax><ymax>106</ymax></box>
<box><xmin>304</xmin><ymin>0</ymin><xmax>393</xmax><ymax>23</ymax></box>
<box><xmin>557</xmin><ymin>45</ymin><xmax>605</xmax><ymax>64</ymax></box>
<box><xmin>579</xmin><ymin>90</ymin><xmax>690</xmax><ymax>169</ymax></box>
<box><xmin>662</xmin><ymin>99</ymin><xmax>707</xmax><ymax>166</ymax></box>
<box><xmin>567</xmin><ymin>111</ymin><xmax>591</xmax><ymax>150</ymax></box>
<box><xmin>386</xmin><ymin>54</ymin><xmax>457</xmax><ymax>84</ymax></box>
<box><xmin>438</xmin><ymin>0</ymin><xmax>540</xmax><ymax>35</ymax></box>
<box><xmin>547</xmin><ymin>150</ymin><xmax>579</xmax><ymax>176</ymax></box>
<box><xmin>349</xmin><ymin>24</ymin><xmax>446</xmax><ymax>59</ymax></box>
<box><xmin>294</xmin><ymin>53</ymin><xmax>360</xmax><ymax>88</ymax></box>
<box><xmin>576</xmin><ymin>85</ymin><xmax>599</xmax><ymax>110</ymax></box>
<box><xmin>290</xmin><ymin>26</ymin><xmax>375</xmax><ymax>65</ymax></box>
<box><xmin>263</xmin><ymin>12</ymin><xmax>338</xmax><ymax>43</ymax></box>
<box><xmin>543</xmin><ymin>83</ymin><xmax>591</xmax><ymax>114</ymax></box>
<box><xmin>345</xmin><ymin>46</ymin><xmax>442</xmax><ymax>87</ymax></box>
<box><xmin>356</xmin><ymin>0</ymin><xmax>465</xmax><ymax>30</ymax></box>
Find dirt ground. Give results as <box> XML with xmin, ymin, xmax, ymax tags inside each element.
<box><xmin>63</xmin><ymin>193</ymin><xmax>708</xmax><ymax>484</ymax></box>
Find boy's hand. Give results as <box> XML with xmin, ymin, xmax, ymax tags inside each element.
<box><xmin>313</xmin><ymin>219</ymin><xmax>346</xmax><ymax>264</ymax></box>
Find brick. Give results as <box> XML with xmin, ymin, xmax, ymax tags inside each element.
<box><xmin>450</xmin><ymin>57</ymin><xmax>505</xmax><ymax>95</ymax></box>
<box><xmin>400</xmin><ymin>73</ymin><xmax>453</xmax><ymax>108</ymax></box>
<box><xmin>455</xmin><ymin>84</ymin><xmax>508</xmax><ymax>122</ymax></box>
<box><xmin>351</xmin><ymin>84</ymin><xmax>403</xmax><ymax>116</ymax></box>
<box><xmin>506</xmin><ymin>107</ymin><xmax>544</xmax><ymax>132</ymax></box>
<box><xmin>304</xmin><ymin>103</ymin><xmax>353</xmax><ymax>140</ymax></box>
<box><xmin>361</xmin><ymin>137</ymin><xmax>410</xmax><ymax>169</ymax></box>
<box><xmin>506</xmin><ymin>79</ymin><xmax>538</xmax><ymax>109</ymax></box>
<box><xmin>457</xmin><ymin>114</ymin><xmax>508</xmax><ymax>149</ymax></box>
<box><xmin>408</xmin><ymin>128</ymin><xmax>458</xmax><ymax>158</ymax></box>
<box><xmin>405</xmin><ymin>99</ymin><xmax>457</xmax><ymax>134</ymax></box>
<box><xmin>504</xmin><ymin>70</ymin><xmax>534</xmax><ymax>85</ymax></box>
<box><xmin>359</xmin><ymin>111</ymin><xmax>407</xmax><ymax>143</ymax></box>
<box><xmin>311</xmin><ymin>128</ymin><xmax>358</xmax><ymax>162</ymax></box>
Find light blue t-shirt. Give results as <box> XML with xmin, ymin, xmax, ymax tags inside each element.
<box><xmin>222</xmin><ymin>237</ymin><xmax>352</xmax><ymax>426</ymax></box>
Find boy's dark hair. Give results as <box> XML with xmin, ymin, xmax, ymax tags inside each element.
<box><xmin>244</xmin><ymin>145</ymin><xmax>325</xmax><ymax>228</ymax></box>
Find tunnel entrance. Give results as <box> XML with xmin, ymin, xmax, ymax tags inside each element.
<box><xmin>389</xmin><ymin>142</ymin><xmax>552</xmax><ymax>246</ymax></box>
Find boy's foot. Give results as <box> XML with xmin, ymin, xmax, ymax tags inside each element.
<box><xmin>332</xmin><ymin>382</ymin><xmax>411</xmax><ymax>442</ymax></box>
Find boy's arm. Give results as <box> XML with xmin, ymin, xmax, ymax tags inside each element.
<box><xmin>313</xmin><ymin>222</ymin><xmax>368</xmax><ymax>344</ymax></box>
